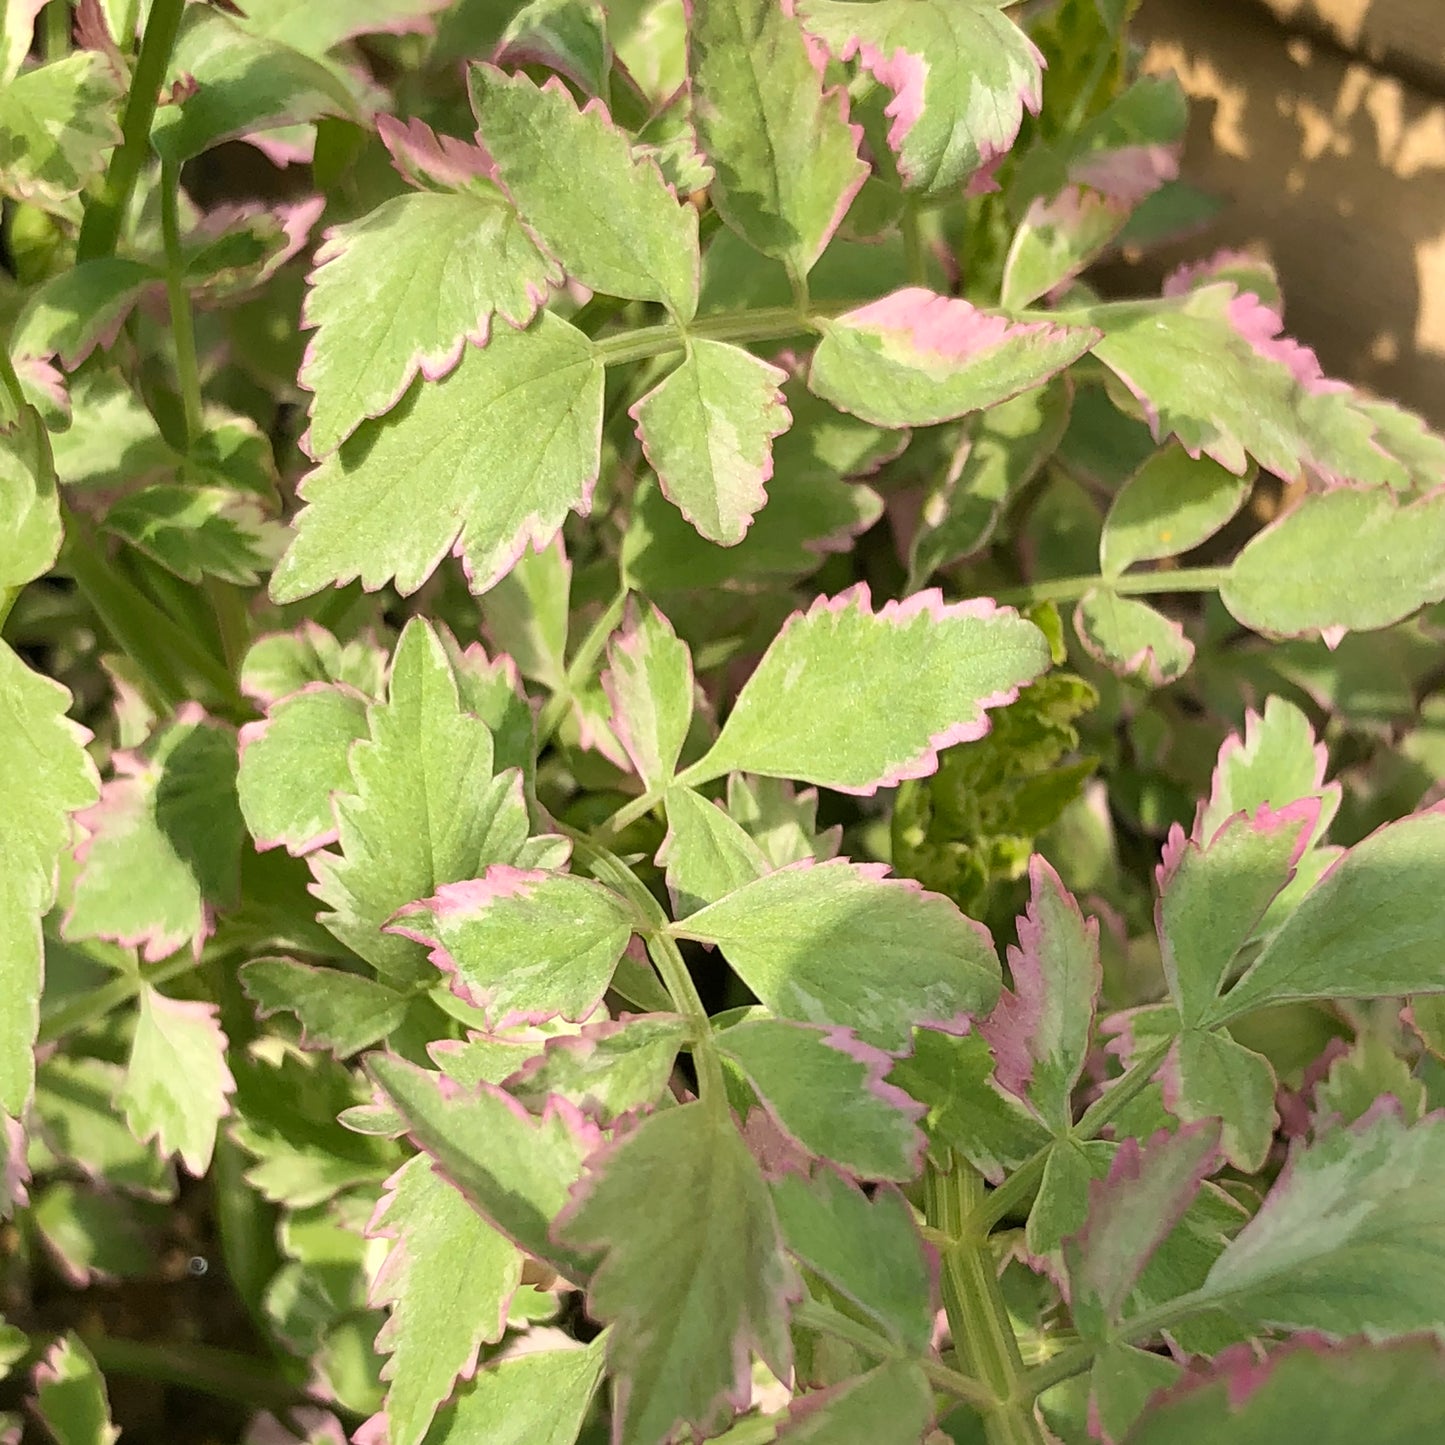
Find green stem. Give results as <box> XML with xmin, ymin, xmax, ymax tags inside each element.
<box><xmin>38</xmin><ymin>952</ymin><xmax>197</xmax><ymax>1046</ymax></box>
<box><xmin>994</xmin><ymin>567</ymin><xmax>1230</xmax><ymax>610</ymax></box>
<box><xmin>76</xmin><ymin>0</ymin><xmax>187</xmax><ymax>263</ymax></box>
<box><xmin>160</xmin><ymin>157</ymin><xmax>203</xmax><ymax>443</ymax></box>
<box><xmin>41</xmin><ymin>0</ymin><xmax>70</xmax><ymax>60</ymax></box>
<box><xmin>80</xmin><ymin>1332</ymin><xmax>320</xmax><ymax>1415</ymax></box>
<box><xmin>592</xmin><ymin>305</ymin><xmax>828</xmax><ymax>369</ymax></box>
<box><xmin>792</xmin><ymin>1299</ymin><xmax>993</xmax><ymax>1411</ymax></box>
<box><xmin>926</xmin><ymin>1159</ymin><xmax>1044</xmax><ymax>1445</ymax></box>
<box><xmin>901</xmin><ymin>200</ymin><xmax>926</xmax><ymax>286</ymax></box>
<box><xmin>598</xmin><ymin>784</ymin><xmax>669</xmax><ymax>839</ymax></box>
<box><xmin>535</xmin><ymin>586</ymin><xmax>629</xmax><ymax>751</ymax></box>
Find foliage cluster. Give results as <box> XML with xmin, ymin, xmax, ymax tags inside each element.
<box><xmin>6</xmin><ymin>1</ymin><xmax>1445</xmax><ymax>1442</ymax></box>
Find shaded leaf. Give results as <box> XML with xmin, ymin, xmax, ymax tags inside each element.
<box><xmin>809</xmin><ymin>288</ymin><xmax>1096</xmax><ymax>429</ymax></box>
<box><xmin>685</xmin><ymin>584</ymin><xmax>1050</xmax><ymax>794</ymax></box>
<box><xmin>1091</xmin><ymin>1343</ymin><xmax>1181</xmax><ymax>1445</ymax></box>
<box><xmin>32</xmin><ymin>1334</ymin><xmax>117</xmax><ymax>1445</ymax></box>
<box><xmin>240</xmin><ymin>623</ymin><xmax>387</xmax><ymax>708</ymax></box>
<box><xmin>103</xmin><ymin>484</ymin><xmax>281</xmax><ymax>585</ymax></box>
<box><xmin>271</xmin><ymin>313</ymin><xmax>603</xmax><ymax>601</ymax></box>
<box><xmin>9</xmin><ymin>258</ymin><xmax>159</xmax><ymax>369</ymax></box>
<box><xmin>1074</xmin><ymin>589</ymin><xmax>1193</xmax><ymax>686</ymax></box>
<box><xmin>0</xmin><ymin>53</ymin><xmax>122</xmax><ymax>210</ymax></box>
<box><xmin>1168</xmin><ymin>1028</ymin><xmax>1276</xmax><ymax>1173</ymax></box>
<box><xmin>602</xmin><ymin>602</ymin><xmax>694</xmax><ymax>791</ymax></box>
<box><xmin>727</xmin><ymin>774</ymin><xmax>841</xmax><ymax>869</ymax></box>
<box><xmin>677</xmin><ymin>860</ymin><xmax>1000</xmax><ymax>1051</ymax></box>
<box><xmin>231</xmin><ymin>0</ymin><xmax>449</xmax><ymax>55</ymax></box>
<box><xmin>300</xmin><ymin>189</ymin><xmax>559</xmax><ymax>457</ymax></box>
<box><xmin>780</xmin><ymin>1358</ymin><xmax>933</xmax><ymax>1442</ymax></box>
<box><xmin>556</xmin><ymin>1101</ymin><xmax>798</xmax><ymax>1443</ymax></box>
<box><xmin>240</xmin><ymin>957</ymin><xmax>410</xmax><ymax>1057</ymax></box>
<box><xmin>659</xmin><ymin>787</ymin><xmax>769</xmax><ymax>919</ymax></box>
<box><xmin>632</xmin><ymin>339</ymin><xmax>789</xmax><ymax>545</ymax></box>
<box><xmin>0</xmin><ymin>409</ymin><xmax>60</xmax><ymax>593</ymax></box>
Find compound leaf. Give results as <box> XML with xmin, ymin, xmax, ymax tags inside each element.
<box><xmin>809</xmin><ymin>288</ymin><xmax>1096</xmax><ymax>429</ymax></box>
<box><xmin>271</xmin><ymin>313</ymin><xmax>603</xmax><ymax>602</ymax></box>
<box><xmin>677</xmin><ymin>861</ymin><xmax>1000</xmax><ymax>1051</ymax></box>
<box><xmin>301</xmin><ymin>188</ymin><xmax>560</xmax><ymax>457</ymax></box>
<box><xmin>632</xmin><ymin>339</ymin><xmax>789</xmax><ymax>546</ymax></box>
<box><xmin>685</xmin><ymin>584</ymin><xmax>1050</xmax><ymax>794</ymax></box>
<box><xmin>555</xmin><ymin>1102</ymin><xmax>797</xmax><ymax>1444</ymax></box>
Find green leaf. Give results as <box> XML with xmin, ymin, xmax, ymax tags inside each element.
<box><xmin>1100</xmin><ymin>444</ymin><xmax>1252</xmax><ymax>576</ymax></box>
<box><xmin>909</xmin><ymin>379</ymin><xmax>1071</xmax><ymax>585</ymax></box>
<box><xmin>33</xmin><ymin>1334</ymin><xmax>117</xmax><ymax>1445</ymax></box>
<box><xmin>118</xmin><ymin>986</ymin><xmax>235</xmax><ymax>1176</ymax></box>
<box><xmin>240</xmin><ymin>623</ymin><xmax>387</xmax><ymax>707</ymax></box>
<box><xmin>1</xmin><ymin>0</ymin><xmax>44</xmax><ymax>86</ymax></box>
<box><xmin>238</xmin><ymin>683</ymin><xmax>370</xmax><ymax>856</ymax></box>
<box><xmin>506</xmin><ymin>1015</ymin><xmax>691</xmax><ymax>1124</ymax></box>
<box><xmin>1184</xmin><ymin>1107</ymin><xmax>1445</xmax><ymax>1337</ymax></box>
<box><xmin>1026</xmin><ymin>1136</ymin><xmax>1115</xmax><ymax>1259</ymax></box>
<box><xmin>1064</xmin><ymin>1121</ymin><xmax>1221</xmax><ymax>1340</ymax></box>
<box><xmin>719</xmin><ymin>1018</ymin><xmax>924</xmax><ymax>1180</ymax></box>
<box><xmin>240</xmin><ymin>957</ymin><xmax>410</xmax><ymax>1057</ymax></box>
<box><xmin>1221</xmin><ymin>487</ymin><xmax>1445</xmax><ymax>640</ymax></box>
<box><xmin>32</xmin><ymin>1180</ymin><xmax>158</xmax><ymax>1284</ymax></box>
<box><xmin>781</xmin><ymin>1359</ymin><xmax>934</xmax><ymax>1441</ymax></box>
<box><xmin>300</xmin><ymin>189</ymin><xmax>560</xmax><ymax>457</ymax></box>
<box><xmin>103</xmin><ymin>484</ymin><xmax>281</xmax><ymax>585</ymax></box>
<box><xmin>889</xmin><ymin>1029</ymin><xmax>1051</xmax><ymax>1183</ymax></box>
<box><xmin>1125</xmin><ymin>1337</ymin><xmax>1445</xmax><ymax>1445</ymax></box>
<box><xmin>367</xmin><ymin>1052</ymin><xmax>598</xmax><ymax>1283</ymax></box>
<box><xmin>727</xmin><ymin>774</ymin><xmax>841</xmax><ymax>868</ymax></box>
<box><xmin>1158</xmin><ymin>804</ymin><xmax>1318</xmax><ymax>1029</ymax></box>
<box><xmin>809</xmin><ymin>288</ymin><xmax>1097</xmax><ymax>428</ymax></box>
<box><xmin>0</xmin><ymin>53</ymin><xmax>122</xmax><ymax>211</ymax></box>
<box><xmin>152</xmin><ymin>8</ymin><xmax>357</xmax><ymax>163</ymax></box>
<box><xmin>271</xmin><ymin>312</ymin><xmax>603</xmax><ymax>601</ymax></box>
<box><xmin>366</xmin><ymin>1154</ymin><xmax>523</xmax><ymax>1445</ymax></box>
<box><xmin>1001</xmin><ymin>189</ymin><xmax>1131</xmax><ymax>313</ymax></box>
<box><xmin>0</xmin><ymin>407</ymin><xmax>61</xmax><ymax>591</ymax></box>
<box><xmin>1312</xmin><ymin>1032</ymin><xmax>1426</xmax><ymax>1130</ymax></box>
<box><xmin>632</xmin><ymin>339</ymin><xmax>790</xmax><ymax>545</ymax></box>
<box><xmin>690</xmin><ymin>0</ymin><xmax>866</xmax><ymax>275</ymax></box>
<box><xmin>427</xmin><ymin>1336</ymin><xmax>606</xmax><ymax>1445</ymax></box>
<box><xmin>1074</xmin><ymin>589</ymin><xmax>1194</xmax><ymax>686</ymax></box>
<box><xmin>980</xmin><ymin>856</ymin><xmax>1100</xmax><ymax>1133</ymax></box>
<box><xmin>390</xmin><ymin>869</ymin><xmax>635</xmax><ymax>1027</ymax></box>
<box><xmin>800</xmin><ymin>0</ymin><xmax>1043</xmax><ymax>193</ymax></box>
<box><xmin>306</xmin><ymin>620</ymin><xmax>544</xmax><ymax>983</ymax></box>
<box><xmin>1214</xmin><ymin>806</ymin><xmax>1445</xmax><ymax>1023</ymax></box>
<box><xmin>684</xmin><ymin>584</ymin><xmax>1050</xmax><ymax>794</ymax></box>
<box><xmin>1169</xmin><ymin>1028</ymin><xmax>1276</xmax><ymax>1172</ymax></box>
<box><xmin>1090</xmin><ymin>1343</ymin><xmax>1181</xmax><ymax>1444</ymax></box>
<box><xmin>556</xmin><ymin>1101</ymin><xmax>797</xmax><ymax>1443</ymax></box>
<box><xmin>231</xmin><ymin>0</ymin><xmax>450</xmax><ymax>55</ymax></box>
<box><xmin>659</xmin><ymin>787</ymin><xmax>769</xmax><ymax>918</ymax></box>
<box><xmin>66</xmin><ymin>708</ymin><xmax>243</xmax><ymax>964</ymax></box>
<box><xmin>9</xmin><ymin>258</ymin><xmax>160</xmax><ymax>370</ymax></box>
<box><xmin>603</xmin><ymin>602</ymin><xmax>694</xmax><ymax>791</ymax></box>
<box><xmin>1080</xmin><ymin>285</ymin><xmax>1396</xmax><ymax>486</ymax></box>
<box><xmin>676</xmin><ymin>861</ymin><xmax>1000</xmax><ymax>1051</ymax></box>
<box><xmin>469</xmin><ymin>64</ymin><xmax>698</xmax><ymax>320</ymax></box>
<box><xmin>771</xmin><ymin>1167</ymin><xmax>933</xmax><ymax>1352</ymax></box>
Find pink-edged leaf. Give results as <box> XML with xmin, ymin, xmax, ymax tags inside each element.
<box><xmin>684</xmin><ymin>583</ymin><xmax>1050</xmax><ymax>795</ymax></box>
<box><xmin>770</xmin><ymin>1166</ymin><xmax>935</xmax><ymax>1352</ymax></box>
<box><xmin>601</xmin><ymin>601</ymin><xmax>695</xmax><ymax>791</ymax></box>
<box><xmin>366</xmin><ymin>1052</ymin><xmax>599</xmax><ymax>1284</ymax></box>
<box><xmin>180</xmin><ymin>194</ymin><xmax>324</xmax><ymax>299</ymax></box>
<box><xmin>675</xmin><ymin>860</ymin><xmax>1000</xmax><ymax>1051</ymax></box>
<box><xmin>364</xmin><ymin>1153</ymin><xmax>523</xmax><ymax>1445</ymax></box>
<box><xmin>237</xmin><ymin>682</ymin><xmax>370</xmax><ymax>856</ymax></box>
<box><xmin>726</xmin><ymin>774</ymin><xmax>841</xmax><ymax>868</ymax></box>
<box><xmin>718</xmin><ymin>1019</ymin><xmax>925</xmax><ymax>1180</ymax></box>
<box><xmin>118</xmin><ymin>986</ymin><xmax>235</xmax><ymax>1176</ymax></box>
<box><xmin>1090</xmin><ymin>1342</ymin><xmax>1183</xmax><ymax>1444</ymax></box>
<box><xmin>689</xmin><ymin>0</ymin><xmax>867</xmax><ymax>276</ymax></box>
<box><xmin>9</xmin><ymin>258</ymin><xmax>160</xmax><ymax>370</ymax></box>
<box><xmin>1080</xmin><ymin>283</ymin><xmax>1399</xmax><ymax>488</ymax></box>
<box><xmin>781</xmin><ymin>1359</ymin><xmax>934</xmax><ymax>1441</ymax></box>
<box><xmin>376</xmin><ymin>113</ymin><xmax>496</xmax><ymax>192</ymax></box>
<box><xmin>1002</xmin><ymin>186</ymin><xmax>1132</xmax><ymax>312</ymax></box>
<box><xmin>1126</xmin><ymin>1335</ymin><xmax>1445</xmax><ymax>1445</ymax></box>
<box><xmin>299</xmin><ymin>186</ymin><xmax>560</xmax><ymax>457</ymax></box>
<box><xmin>659</xmin><ymin>786</ymin><xmax>770</xmax><ymax>919</ymax></box>
<box><xmin>981</xmin><ymin>855</ymin><xmax>1100</xmax><ymax>1133</ymax></box>
<box><xmin>809</xmin><ymin>288</ymin><xmax>1098</xmax><ymax>428</ymax></box>
<box><xmin>390</xmin><ymin>868</ymin><xmax>635</xmax><ymax>1028</ymax></box>
<box><xmin>505</xmin><ymin>1014</ymin><xmax>691</xmax><ymax>1124</ymax></box>
<box><xmin>469</xmin><ymin>65</ymin><xmax>699</xmax><ymax>320</ymax></box>
<box><xmin>1074</xmin><ymin>588</ymin><xmax>1194</xmax><ymax>687</ymax></box>
<box><xmin>271</xmin><ymin>311</ymin><xmax>604</xmax><ymax>602</ymax></box>
<box><xmin>631</xmin><ymin>339</ymin><xmax>790</xmax><ymax>546</ymax></box>
<box><xmin>496</xmin><ymin>0</ymin><xmax>613</xmax><ymax>97</ymax></box>
<box><xmin>229</xmin><ymin>0</ymin><xmax>450</xmax><ymax>55</ymax></box>
<box><xmin>240</xmin><ymin>957</ymin><xmax>410</xmax><ymax>1058</ymax></box>
<box><xmin>1214</xmin><ymin>804</ymin><xmax>1445</xmax><ymax>1024</ymax></box>
<box><xmin>1064</xmin><ymin>1121</ymin><xmax>1221</xmax><ymax>1339</ymax></box>
<box><xmin>555</xmin><ymin>1101</ymin><xmax>800</xmax><ymax>1443</ymax></box>
<box><xmin>1157</xmin><ymin>802</ymin><xmax>1319</xmax><ymax>1030</ymax></box>
<box><xmin>32</xmin><ymin>1333</ymin><xmax>117</xmax><ymax>1445</ymax></box>
<box><xmin>481</xmin><ymin>532</ymin><xmax>571</xmax><ymax>690</ymax></box>
<box><xmin>66</xmin><ymin>706</ymin><xmax>243</xmax><ymax>965</ymax></box>
<box><xmin>240</xmin><ymin>622</ymin><xmax>387</xmax><ymax>706</ymax></box>
<box><xmin>1165</xmin><ymin>1028</ymin><xmax>1277</xmax><ymax>1173</ymax></box>
<box><xmin>799</xmin><ymin>0</ymin><xmax>1043</xmax><ymax>194</ymax></box>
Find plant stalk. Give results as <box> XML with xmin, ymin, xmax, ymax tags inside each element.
<box><xmin>994</xmin><ymin>567</ymin><xmax>1230</xmax><ymax>609</ymax></box>
<box><xmin>160</xmin><ymin>157</ymin><xmax>204</xmax><ymax>443</ymax></box>
<box><xmin>591</xmin><ymin>305</ymin><xmax>831</xmax><ymax>369</ymax></box>
<box><xmin>535</xmin><ymin>586</ymin><xmax>630</xmax><ymax>750</ymax></box>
